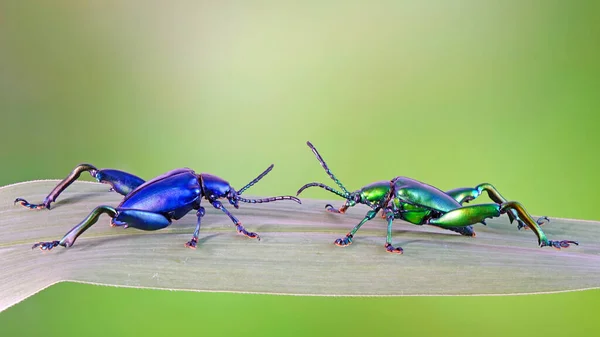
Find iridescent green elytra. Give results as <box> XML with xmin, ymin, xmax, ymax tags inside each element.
<box><xmin>297</xmin><ymin>141</ymin><xmax>578</xmax><ymax>254</ymax></box>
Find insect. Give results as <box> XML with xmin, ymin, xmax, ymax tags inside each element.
<box><xmin>16</xmin><ymin>163</ymin><xmax>300</xmax><ymax>251</ymax></box>
<box><xmin>297</xmin><ymin>141</ymin><xmax>578</xmax><ymax>254</ymax></box>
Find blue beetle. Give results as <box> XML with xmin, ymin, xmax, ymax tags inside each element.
<box><xmin>15</xmin><ymin>163</ymin><xmax>300</xmax><ymax>250</ymax></box>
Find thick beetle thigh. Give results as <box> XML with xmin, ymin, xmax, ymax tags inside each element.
<box><xmin>445</xmin><ymin>187</ymin><xmax>479</xmax><ymax>204</ymax></box>
<box><xmin>112</xmin><ymin>209</ymin><xmax>171</xmax><ymax>231</ymax></box>
<box><xmin>95</xmin><ymin>169</ymin><xmax>145</xmax><ymax>196</ymax></box>
<box><xmin>428</xmin><ymin>204</ymin><xmax>501</xmax><ymax>227</ymax></box>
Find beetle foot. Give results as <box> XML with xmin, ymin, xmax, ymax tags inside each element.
<box><xmin>185</xmin><ymin>238</ymin><xmax>198</xmax><ymax>249</ymax></box>
<box><xmin>236</xmin><ymin>224</ymin><xmax>260</xmax><ymax>241</ymax></box>
<box><xmin>325</xmin><ymin>204</ymin><xmax>345</xmax><ymax>214</ymax></box>
<box><xmin>32</xmin><ymin>241</ymin><xmax>61</xmax><ymax>251</ymax></box>
<box><xmin>517</xmin><ymin>216</ymin><xmax>550</xmax><ymax>230</ymax></box>
<box><xmin>334</xmin><ymin>233</ymin><xmax>353</xmax><ymax>247</ymax></box>
<box><xmin>384</xmin><ymin>243</ymin><xmax>403</xmax><ymax>254</ymax></box>
<box><xmin>14</xmin><ymin>198</ymin><xmax>48</xmax><ymax>210</ymax></box>
<box><xmin>542</xmin><ymin>240</ymin><xmax>579</xmax><ymax>250</ymax></box>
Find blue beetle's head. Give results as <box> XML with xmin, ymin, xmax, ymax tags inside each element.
<box><xmin>227</xmin><ymin>188</ymin><xmax>240</xmax><ymax>209</ymax></box>
<box><xmin>200</xmin><ymin>173</ymin><xmax>236</xmax><ymax>204</ymax></box>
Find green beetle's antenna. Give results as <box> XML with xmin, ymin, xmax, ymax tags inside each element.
<box><xmin>306</xmin><ymin>141</ymin><xmax>350</xmax><ymax>196</ymax></box>
<box><xmin>237</xmin><ymin>164</ymin><xmax>274</xmax><ymax>195</ymax></box>
<box><xmin>296</xmin><ymin>182</ymin><xmax>348</xmax><ymax>199</ymax></box>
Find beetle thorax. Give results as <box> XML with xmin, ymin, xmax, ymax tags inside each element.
<box><xmin>360</xmin><ymin>180</ymin><xmax>391</xmax><ymax>204</ymax></box>
<box><xmin>199</xmin><ymin>173</ymin><xmax>232</xmax><ymax>199</ymax></box>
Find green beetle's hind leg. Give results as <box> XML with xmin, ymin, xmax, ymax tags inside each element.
<box><xmin>445</xmin><ymin>183</ymin><xmax>549</xmax><ymax>230</ymax></box>
<box><xmin>500</xmin><ymin>201</ymin><xmax>578</xmax><ymax>249</ymax></box>
<box><xmin>445</xmin><ymin>187</ymin><xmax>480</xmax><ymax>205</ymax></box>
<box><xmin>428</xmin><ymin>202</ymin><xmax>578</xmax><ymax>249</ymax></box>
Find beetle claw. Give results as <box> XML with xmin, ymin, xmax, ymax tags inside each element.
<box><xmin>185</xmin><ymin>238</ymin><xmax>198</xmax><ymax>249</ymax></box>
<box><xmin>543</xmin><ymin>240</ymin><xmax>579</xmax><ymax>249</ymax></box>
<box><xmin>325</xmin><ymin>204</ymin><xmax>343</xmax><ymax>214</ymax></box>
<box><xmin>31</xmin><ymin>240</ymin><xmax>60</xmax><ymax>251</ymax></box>
<box><xmin>334</xmin><ymin>234</ymin><xmax>353</xmax><ymax>247</ymax></box>
<box><xmin>536</xmin><ymin>216</ymin><xmax>550</xmax><ymax>226</ymax></box>
<box><xmin>518</xmin><ymin>216</ymin><xmax>550</xmax><ymax>231</ymax></box>
<box><xmin>236</xmin><ymin>224</ymin><xmax>260</xmax><ymax>241</ymax></box>
<box><xmin>384</xmin><ymin>243</ymin><xmax>403</xmax><ymax>254</ymax></box>
<box><xmin>15</xmin><ymin>198</ymin><xmax>47</xmax><ymax>210</ymax></box>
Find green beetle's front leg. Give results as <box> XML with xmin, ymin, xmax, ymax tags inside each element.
<box><xmin>334</xmin><ymin>208</ymin><xmax>379</xmax><ymax>247</ymax></box>
<box><xmin>445</xmin><ymin>183</ymin><xmax>549</xmax><ymax>230</ymax></box>
<box><xmin>428</xmin><ymin>202</ymin><xmax>578</xmax><ymax>249</ymax></box>
<box><xmin>325</xmin><ymin>200</ymin><xmax>351</xmax><ymax>214</ymax></box>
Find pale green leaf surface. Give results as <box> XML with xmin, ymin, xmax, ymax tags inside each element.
<box><xmin>1</xmin><ymin>180</ymin><xmax>599</xmax><ymax>312</ymax></box>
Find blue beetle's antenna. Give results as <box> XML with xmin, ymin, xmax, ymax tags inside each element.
<box><xmin>237</xmin><ymin>164</ymin><xmax>274</xmax><ymax>195</ymax></box>
<box><xmin>237</xmin><ymin>195</ymin><xmax>301</xmax><ymax>204</ymax></box>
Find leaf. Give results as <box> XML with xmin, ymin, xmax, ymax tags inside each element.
<box><xmin>1</xmin><ymin>180</ymin><xmax>599</xmax><ymax>312</ymax></box>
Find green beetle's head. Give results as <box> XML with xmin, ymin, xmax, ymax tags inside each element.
<box><xmin>345</xmin><ymin>190</ymin><xmax>364</xmax><ymax>207</ymax></box>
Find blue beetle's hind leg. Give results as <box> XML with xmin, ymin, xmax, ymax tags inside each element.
<box><xmin>185</xmin><ymin>207</ymin><xmax>205</xmax><ymax>249</ymax></box>
<box><xmin>16</xmin><ymin>164</ymin><xmax>99</xmax><ymax>210</ymax></box>
<box><xmin>445</xmin><ymin>183</ymin><xmax>549</xmax><ymax>230</ymax></box>
<box><xmin>32</xmin><ymin>207</ymin><xmax>174</xmax><ymax>251</ymax></box>
<box><xmin>334</xmin><ymin>208</ymin><xmax>379</xmax><ymax>247</ymax></box>
<box><xmin>211</xmin><ymin>200</ymin><xmax>260</xmax><ymax>240</ymax></box>
<box><xmin>32</xmin><ymin>205</ymin><xmax>118</xmax><ymax>250</ymax></box>
<box><xmin>93</xmin><ymin>169</ymin><xmax>145</xmax><ymax>196</ymax></box>
<box><xmin>15</xmin><ymin>164</ymin><xmax>145</xmax><ymax>210</ymax></box>
<box><xmin>110</xmin><ymin>209</ymin><xmax>171</xmax><ymax>231</ymax></box>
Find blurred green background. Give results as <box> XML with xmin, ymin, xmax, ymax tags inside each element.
<box><xmin>1</xmin><ymin>1</ymin><xmax>599</xmax><ymax>336</ymax></box>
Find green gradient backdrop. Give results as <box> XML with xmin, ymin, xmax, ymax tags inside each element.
<box><xmin>1</xmin><ymin>1</ymin><xmax>599</xmax><ymax>336</ymax></box>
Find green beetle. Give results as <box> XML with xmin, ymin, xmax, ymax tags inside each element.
<box><xmin>297</xmin><ymin>141</ymin><xmax>578</xmax><ymax>254</ymax></box>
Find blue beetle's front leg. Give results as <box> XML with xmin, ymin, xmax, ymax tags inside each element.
<box><xmin>15</xmin><ymin>163</ymin><xmax>145</xmax><ymax>210</ymax></box>
<box><xmin>211</xmin><ymin>200</ymin><xmax>260</xmax><ymax>240</ymax></box>
<box><xmin>185</xmin><ymin>207</ymin><xmax>205</xmax><ymax>249</ymax></box>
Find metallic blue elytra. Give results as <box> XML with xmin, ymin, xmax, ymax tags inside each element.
<box><xmin>119</xmin><ymin>169</ymin><xmax>201</xmax><ymax>215</ymax></box>
<box><xmin>16</xmin><ymin>163</ymin><xmax>301</xmax><ymax>251</ymax></box>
